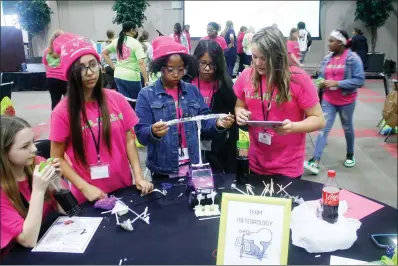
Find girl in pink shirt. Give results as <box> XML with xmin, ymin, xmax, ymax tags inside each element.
<box><xmin>200</xmin><ymin>22</ymin><xmax>228</xmax><ymax>51</ymax></box>
<box><xmin>0</xmin><ymin>116</ymin><xmax>64</xmax><ymax>251</ymax></box>
<box><xmin>287</xmin><ymin>28</ymin><xmax>304</xmax><ymax>68</ymax></box>
<box><xmin>49</xmin><ymin>36</ymin><xmax>153</xmax><ymax>204</ymax></box>
<box><xmin>234</xmin><ymin>26</ymin><xmax>325</xmax><ymax>179</ymax></box>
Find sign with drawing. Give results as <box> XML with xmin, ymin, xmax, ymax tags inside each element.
<box><xmin>216</xmin><ymin>193</ymin><xmax>291</xmax><ymax>265</ymax></box>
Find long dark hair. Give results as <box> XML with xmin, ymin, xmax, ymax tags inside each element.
<box><xmin>193</xmin><ymin>40</ymin><xmax>233</xmax><ymax>92</ymax></box>
<box><xmin>150</xmin><ymin>53</ymin><xmax>198</xmax><ymax>78</ymax></box>
<box><xmin>117</xmin><ymin>21</ymin><xmax>136</xmax><ymax>58</ymax></box>
<box><xmin>174</xmin><ymin>23</ymin><xmax>182</xmax><ymax>35</ymax></box>
<box><xmin>67</xmin><ymin>59</ymin><xmax>111</xmax><ymax>168</ymax></box>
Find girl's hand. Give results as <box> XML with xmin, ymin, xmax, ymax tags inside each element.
<box><xmin>274</xmin><ymin>119</ymin><xmax>295</xmax><ymax>135</ymax></box>
<box><xmin>50</xmin><ymin>158</ymin><xmax>62</xmax><ymax>177</ymax></box>
<box><xmin>216</xmin><ymin>114</ymin><xmax>235</xmax><ymax>129</ymax></box>
<box><xmin>32</xmin><ymin>164</ymin><xmax>56</xmax><ymax>192</ymax></box>
<box><xmin>136</xmin><ymin>179</ymin><xmax>154</xmax><ymax>195</ymax></box>
<box><xmin>80</xmin><ymin>183</ymin><xmax>107</xmax><ymax>202</ymax></box>
<box><xmin>151</xmin><ymin>121</ymin><xmax>169</xmax><ymax>138</ymax></box>
<box><xmin>324</xmin><ymin>80</ymin><xmax>339</xmax><ymax>88</ymax></box>
<box><xmin>236</xmin><ymin>108</ymin><xmax>251</xmax><ymax>126</ymax></box>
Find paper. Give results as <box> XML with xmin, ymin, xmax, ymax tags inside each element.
<box><xmin>330</xmin><ymin>255</ymin><xmax>366</xmax><ymax>265</ymax></box>
<box><xmin>32</xmin><ymin>216</ymin><xmax>102</xmax><ymax>253</ymax></box>
<box><xmin>339</xmin><ymin>189</ymin><xmax>384</xmax><ymax>220</ymax></box>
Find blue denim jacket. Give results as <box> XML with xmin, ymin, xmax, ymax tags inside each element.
<box><xmin>319</xmin><ymin>49</ymin><xmax>365</xmax><ymax>95</ymax></box>
<box><xmin>134</xmin><ymin>79</ymin><xmax>223</xmax><ymax>175</ymax></box>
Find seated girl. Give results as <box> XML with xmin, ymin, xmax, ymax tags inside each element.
<box><xmin>49</xmin><ymin>34</ymin><xmax>153</xmax><ymax>203</ymax></box>
<box><xmin>1</xmin><ymin>116</ymin><xmax>65</xmax><ymax>251</ymax></box>
<box><xmin>134</xmin><ymin>36</ymin><xmax>235</xmax><ymax>179</ymax></box>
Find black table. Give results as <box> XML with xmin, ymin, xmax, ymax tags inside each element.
<box><xmin>2</xmin><ymin>175</ymin><xmax>397</xmax><ymax>265</ymax></box>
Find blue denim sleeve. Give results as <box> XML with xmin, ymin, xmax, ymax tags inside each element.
<box><xmin>318</xmin><ymin>57</ymin><xmax>327</xmax><ymax>80</ymax></box>
<box><xmin>338</xmin><ymin>55</ymin><xmax>365</xmax><ymax>90</ymax></box>
<box><xmin>134</xmin><ymin>90</ymin><xmax>161</xmax><ymax>145</ymax></box>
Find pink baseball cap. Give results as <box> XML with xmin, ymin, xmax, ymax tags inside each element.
<box><xmin>54</xmin><ymin>33</ymin><xmax>100</xmax><ymax>80</ymax></box>
<box><xmin>152</xmin><ymin>36</ymin><xmax>188</xmax><ymax>60</ymax></box>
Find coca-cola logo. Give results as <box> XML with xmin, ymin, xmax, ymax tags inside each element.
<box><xmin>326</xmin><ymin>193</ymin><xmax>339</xmax><ymax>201</ymax></box>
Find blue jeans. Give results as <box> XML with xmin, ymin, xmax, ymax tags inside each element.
<box><xmin>300</xmin><ymin>51</ymin><xmax>307</xmax><ymax>64</ymax></box>
<box><xmin>313</xmin><ymin>99</ymin><xmax>356</xmax><ymax>160</ymax></box>
<box><xmin>114</xmin><ymin>78</ymin><xmax>142</xmax><ymax>109</ymax></box>
<box><xmin>225</xmin><ymin>53</ymin><xmax>237</xmax><ymax>77</ymax></box>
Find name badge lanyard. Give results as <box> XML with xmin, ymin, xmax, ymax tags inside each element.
<box><xmin>87</xmin><ymin>103</ymin><xmax>101</xmax><ymax>163</ymax></box>
<box><xmin>177</xmin><ymin>84</ymin><xmax>185</xmax><ymax>158</ymax></box>
<box><xmin>259</xmin><ymin>79</ymin><xmax>276</xmax><ymax>132</ymax></box>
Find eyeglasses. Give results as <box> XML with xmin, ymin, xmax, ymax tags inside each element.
<box><xmin>162</xmin><ymin>66</ymin><xmax>187</xmax><ymax>76</ymax></box>
<box><xmin>80</xmin><ymin>61</ymin><xmax>100</xmax><ymax>76</ymax></box>
<box><xmin>199</xmin><ymin>61</ymin><xmax>217</xmax><ymax>70</ymax></box>
<box><xmin>207</xmin><ymin>28</ymin><xmax>216</xmax><ymax>33</ymax></box>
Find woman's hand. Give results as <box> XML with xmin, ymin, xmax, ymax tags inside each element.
<box><xmin>151</xmin><ymin>121</ymin><xmax>169</xmax><ymax>138</ymax></box>
<box><xmin>216</xmin><ymin>114</ymin><xmax>235</xmax><ymax>129</ymax></box>
<box><xmin>32</xmin><ymin>164</ymin><xmax>56</xmax><ymax>192</ymax></box>
<box><xmin>274</xmin><ymin>119</ymin><xmax>295</xmax><ymax>135</ymax></box>
<box><xmin>323</xmin><ymin>80</ymin><xmax>339</xmax><ymax>88</ymax></box>
<box><xmin>80</xmin><ymin>183</ymin><xmax>107</xmax><ymax>202</ymax></box>
<box><xmin>236</xmin><ymin>108</ymin><xmax>252</xmax><ymax>126</ymax></box>
<box><xmin>50</xmin><ymin>158</ymin><xmax>63</xmax><ymax>177</ymax></box>
<box><xmin>136</xmin><ymin>179</ymin><xmax>154</xmax><ymax>195</ymax></box>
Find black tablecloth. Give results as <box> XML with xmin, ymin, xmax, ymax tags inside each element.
<box><xmin>1</xmin><ymin>72</ymin><xmax>47</xmax><ymax>91</ymax></box>
<box><xmin>2</xmin><ymin>174</ymin><xmax>397</xmax><ymax>265</ymax></box>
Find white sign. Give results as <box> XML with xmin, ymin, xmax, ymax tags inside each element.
<box><xmin>329</xmin><ymin>255</ymin><xmax>366</xmax><ymax>265</ymax></box>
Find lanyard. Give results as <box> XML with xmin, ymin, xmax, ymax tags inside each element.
<box><xmin>176</xmin><ymin>84</ymin><xmax>184</xmax><ymax>157</ymax></box>
<box><xmin>259</xmin><ymin>78</ymin><xmax>275</xmax><ymax>122</ymax></box>
<box><xmin>197</xmin><ymin>78</ymin><xmax>217</xmax><ymax>108</ymax></box>
<box><xmin>86</xmin><ymin>104</ymin><xmax>101</xmax><ymax>163</ymax></box>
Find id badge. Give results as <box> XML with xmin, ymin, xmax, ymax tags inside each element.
<box><xmin>259</xmin><ymin>132</ymin><xmax>273</xmax><ymax>145</ymax></box>
<box><xmin>90</xmin><ymin>163</ymin><xmax>110</xmax><ymax>180</ymax></box>
<box><xmin>178</xmin><ymin>147</ymin><xmax>189</xmax><ymax>161</ymax></box>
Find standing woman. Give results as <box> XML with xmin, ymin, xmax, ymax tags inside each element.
<box><xmin>134</xmin><ymin>37</ymin><xmax>234</xmax><ymax>179</ymax></box>
<box><xmin>222</xmin><ymin>20</ymin><xmax>238</xmax><ymax>77</ymax></box>
<box><xmin>138</xmin><ymin>30</ymin><xmax>153</xmax><ymax>87</ymax></box>
<box><xmin>305</xmin><ymin>30</ymin><xmax>365</xmax><ymax>174</ymax></box>
<box><xmin>243</xmin><ymin>26</ymin><xmax>255</xmax><ymax>66</ymax></box>
<box><xmin>237</xmin><ymin>26</ymin><xmax>247</xmax><ymax>74</ymax></box>
<box><xmin>170</xmin><ymin>23</ymin><xmax>189</xmax><ymax>52</ymax></box>
<box><xmin>102</xmin><ymin>21</ymin><xmax>149</xmax><ymax>109</ymax></box>
<box><xmin>191</xmin><ymin>40</ymin><xmax>238</xmax><ymax>173</ymax></box>
<box><xmin>50</xmin><ymin>35</ymin><xmax>153</xmax><ymax>203</ymax></box>
<box><xmin>287</xmin><ymin>28</ymin><xmax>304</xmax><ymax>67</ymax></box>
<box><xmin>351</xmin><ymin>28</ymin><xmax>368</xmax><ymax>70</ymax></box>
<box><xmin>42</xmin><ymin>29</ymin><xmax>67</xmax><ymax>110</ymax></box>
<box><xmin>200</xmin><ymin>22</ymin><xmax>228</xmax><ymax>51</ymax></box>
<box><xmin>234</xmin><ymin>27</ymin><xmax>324</xmax><ymax>179</ymax></box>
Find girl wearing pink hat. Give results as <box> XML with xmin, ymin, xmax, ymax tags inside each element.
<box><xmin>49</xmin><ymin>35</ymin><xmax>153</xmax><ymax>203</ymax></box>
<box><xmin>135</xmin><ymin>36</ymin><xmax>235</xmax><ymax>179</ymax></box>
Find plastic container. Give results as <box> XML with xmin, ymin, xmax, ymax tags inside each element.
<box><xmin>321</xmin><ymin>170</ymin><xmax>340</xmax><ymax>224</ymax></box>
<box><xmin>236</xmin><ymin>139</ymin><xmax>249</xmax><ymax>185</ymax></box>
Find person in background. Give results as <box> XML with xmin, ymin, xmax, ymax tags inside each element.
<box><xmin>234</xmin><ymin>26</ymin><xmax>324</xmax><ymax>179</ymax></box>
<box><xmin>138</xmin><ymin>30</ymin><xmax>153</xmax><ymax>87</ymax></box>
<box><xmin>297</xmin><ymin>22</ymin><xmax>312</xmax><ymax>64</ymax></box>
<box><xmin>42</xmin><ymin>29</ymin><xmax>67</xmax><ymax>110</ymax></box>
<box><xmin>351</xmin><ymin>28</ymin><xmax>368</xmax><ymax>70</ymax></box>
<box><xmin>170</xmin><ymin>23</ymin><xmax>189</xmax><ymax>52</ymax></box>
<box><xmin>191</xmin><ymin>40</ymin><xmax>238</xmax><ymax>173</ymax></box>
<box><xmin>287</xmin><ymin>28</ymin><xmax>304</xmax><ymax>67</ymax></box>
<box><xmin>184</xmin><ymin>25</ymin><xmax>192</xmax><ymax>52</ymax></box>
<box><xmin>134</xmin><ymin>36</ymin><xmax>235</xmax><ymax>179</ymax></box>
<box><xmin>1</xmin><ymin>116</ymin><xmax>65</xmax><ymax>251</ymax></box>
<box><xmin>50</xmin><ymin>35</ymin><xmax>153</xmax><ymax>204</ymax></box>
<box><xmin>101</xmin><ymin>30</ymin><xmax>117</xmax><ymax>90</ymax></box>
<box><xmin>221</xmin><ymin>20</ymin><xmax>237</xmax><ymax>77</ymax></box>
<box><xmin>102</xmin><ymin>21</ymin><xmax>149</xmax><ymax>109</ymax></box>
<box><xmin>272</xmin><ymin>23</ymin><xmax>278</xmax><ymax>28</ymax></box>
<box><xmin>201</xmin><ymin>22</ymin><xmax>228</xmax><ymax>51</ymax></box>
<box><xmin>304</xmin><ymin>30</ymin><xmax>365</xmax><ymax>174</ymax></box>
<box><xmin>237</xmin><ymin>26</ymin><xmax>247</xmax><ymax>74</ymax></box>
<box><xmin>243</xmin><ymin>26</ymin><xmax>255</xmax><ymax>66</ymax></box>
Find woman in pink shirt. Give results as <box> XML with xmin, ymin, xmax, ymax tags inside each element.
<box><xmin>234</xmin><ymin>26</ymin><xmax>325</xmax><ymax>179</ymax></box>
<box><xmin>237</xmin><ymin>26</ymin><xmax>247</xmax><ymax>74</ymax></box>
<box><xmin>0</xmin><ymin>116</ymin><xmax>64</xmax><ymax>251</ymax></box>
<box><xmin>200</xmin><ymin>22</ymin><xmax>228</xmax><ymax>51</ymax></box>
<box><xmin>49</xmin><ymin>35</ymin><xmax>153</xmax><ymax>204</ymax></box>
<box><xmin>287</xmin><ymin>28</ymin><xmax>304</xmax><ymax>68</ymax></box>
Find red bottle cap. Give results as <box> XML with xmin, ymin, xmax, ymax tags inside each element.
<box><xmin>328</xmin><ymin>170</ymin><xmax>336</xmax><ymax>177</ymax></box>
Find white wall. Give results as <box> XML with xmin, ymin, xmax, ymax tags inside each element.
<box><xmin>33</xmin><ymin>0</ymin><xmax>397</xmax><ymax>68</ymax></box>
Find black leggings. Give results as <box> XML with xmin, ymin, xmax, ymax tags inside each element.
<box><xmin>47</xmin><ymin>78</ymin><xmax>67</xmax><ymax>110</ymax></box>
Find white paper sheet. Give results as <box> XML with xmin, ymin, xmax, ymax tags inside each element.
<box><xmin>329</xmin><ymin>255</ymin><xmax>366</xmax><ymax>265</ymax></box>
<box><xmin>32</xmin><ymin>216</ymin><xmax>103</xmax><ymax>253</ymax></box>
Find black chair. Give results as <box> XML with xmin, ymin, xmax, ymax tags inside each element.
<box><xmin>34</xmin><ymin>139</ymin><xmax>51</xmax><ymax>159</ymax></box>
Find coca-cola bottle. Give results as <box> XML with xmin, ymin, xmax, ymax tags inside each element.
<box><xmin>322</xmin><ymin>170</ymin><xmax>340</xmax><ymax>224</ymax></box>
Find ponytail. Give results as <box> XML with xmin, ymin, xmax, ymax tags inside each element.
<box><xmin>117</xmin><ymin>30</ymin><xmax>124</xmax><ymax>59</ymax></box>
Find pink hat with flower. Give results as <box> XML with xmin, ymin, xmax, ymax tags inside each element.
<box><xmin>54</xmin><ymin>33</ymin><xmax>100</xmax><ymax>80</ymax></box>
<box><xmin>152</xmin><ymin>36</ymin><xmax>188</xmax><ymax>60</ymax></box>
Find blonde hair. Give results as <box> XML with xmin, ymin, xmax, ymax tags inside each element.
<box><xmin>221</xmin><ymin>20</ymin><xmax>234</xmax><ymax>37</ymax></box>
<box><xmin>47</xmin><ymin>29</ymin><xmax>64</xmax><ymax>58</ymax></box>
<box><xmin>289</xmin><ymin>27</ymin><xmax>299</xmax><ymax>40</ymax></box>
<box><xmin>251</xmin><ymin>26</ymin><xmax>291</xmax><ymax>104</ymax></box>
<box><xmin>247</xmin><ymin>26</ymin><xmax>255</xmax><ymax>33</ymax></box>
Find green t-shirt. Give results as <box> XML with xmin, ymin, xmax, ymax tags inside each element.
<box><xmin>46</xmin><ymin>53</ymin><xmax>60</xmax><ymax>67</ymax></box>
<box><xmin>106</xmin><ymin>36</ymin><xmax>146</xmax><ymax>82</ymax></box>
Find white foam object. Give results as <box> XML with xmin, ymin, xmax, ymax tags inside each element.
<box><xmin>194</xmin><ymin>204</ymin><xmax>220</xmax><ymax>217</ymax></box>
<box><xmin>111</xmin><ymin>201</ymin><xmax>129</xmax><ymax>216</ymax></box>
<box><xmin>290</xmin><ymin>200</ymin><xmax>361</xmax><ymax>253</ymax></box>
<box><xmin>120</xmin><ymin>219</ymin><xmax>134</xmax><ymax>231</ymax></box>
<box><xmin>165</xmin><ymin>113</ymin><xmax>228</xmax><ymax>126</ymax></box>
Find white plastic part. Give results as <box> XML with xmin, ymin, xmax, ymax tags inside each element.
<box><xmin>231</xmin><ymin>183</ymin><xmax>248</xmax><ymax>195</ymax></box>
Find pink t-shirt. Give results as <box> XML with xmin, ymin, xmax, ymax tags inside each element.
<box><xmin>233</xmin><ymin>67</ymin><xmax>319</xmax><ymax>178</ymax></box>
<box><xmin>191</xmin><ymin>78</ymin><xmax>217</xmax><ymax>107</ymax></box>
<box><xmin>49</xmin><ymin>89</ymin><xmax>139</xmax><ymax>203</ymax></box>
<box><xmin>200</xmin><ymin>36</ymin><xmax>228</xmax><ymax>50</ymax></box>
<box><xmin>0</xmin><ymin>157</ymin><xmax>56</xmax><ymax>250</ymax></box>
<box><xmin>42</xmin><ymin>48</ymin><xmax>67</xmax><ymax>81</ymax></box>
<box><xmin>287</xmin><ymin>40</ymin><xmax>301</xmax><ymax>64</ymax></box>
<box><xmin>237</xmin><ymin>32</ymin><xmax>245</xmax><ymax>54</ymax></box>
<box><xmin>323</xmin><ymin>49</ymin><xmax>357</xmax><ymax>106</ymax></box>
